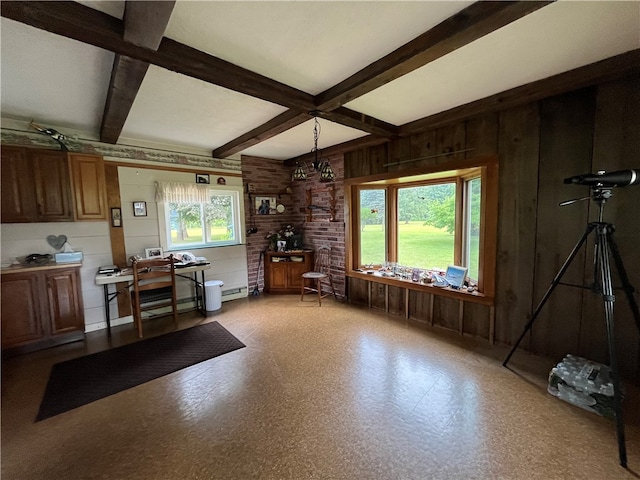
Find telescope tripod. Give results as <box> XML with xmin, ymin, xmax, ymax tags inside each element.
<box><xmin>503</xmin><ymin>190</ymin><xmax>640</xmax><ymax>468</ymax></box>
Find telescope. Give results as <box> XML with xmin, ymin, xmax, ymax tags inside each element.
<box><xmin>564</xmin><ymin>169</ymin><xmax>640</xmax><ymax>187</ymax></box>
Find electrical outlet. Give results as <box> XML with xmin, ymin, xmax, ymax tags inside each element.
<box><xmin>246</xmin><ymin>183</ymin><xmax>256</xmax><ymax>193</ymax></box>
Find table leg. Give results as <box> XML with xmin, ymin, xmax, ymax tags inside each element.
<box><xmin>103</xmin><ymin>284</ymin><xmax>112</xmax><ymax>338</ymax></box>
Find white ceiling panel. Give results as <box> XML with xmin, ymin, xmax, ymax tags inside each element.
<box><xmin>165</xmin><ymin>1</ymin><xmax>473</xmax><ymax>94</ymax></box>
<box><xmin>120</xmin><ymin>65</ymin><xmax>288</xmax><ymax>152</ymax></box>
<box><xmin>345</xmin><ymin>1</ymin><xmax>640</xmax><ymax>125</ymax></box>
<box><xmin>0</xmin><ymin>17</ymin><xmax>114</xmax><ymax>135</ymax></box>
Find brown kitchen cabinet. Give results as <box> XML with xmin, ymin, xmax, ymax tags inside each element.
<box><xmin>1</xmin><ymin>146</ymin><xmax>73</xmax><ymax>222</ymax></box>
<box><xmin>1</xmin><ymin>264</ymin><xmax>85</xmax><ymax>356</ymax></box>
<box><xmin>68</xmin><ymin>153</ymin><xmax>107</xmax><ymax>220</ymax></box>
<box><xmin>264</xmin><ymin>251</ymin><xmax>313</xmax><ymax>294</ymax></box>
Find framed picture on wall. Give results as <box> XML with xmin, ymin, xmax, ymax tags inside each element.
<box><xmin>196</xmin><ymin>174</ymin><xmax>210</xmax><ymax>184</ymax></box>
<box><xmin>255</xmin><ymin>196</ymin><xmax>277</xmax><ymax>215</ymax></box>
<box><xmin>145</xmin><ymin>247</ymin><xmax>164</xmax><ymax>259</ymax></box>
<box><xmin>111</xmin><ymin>207</ymin><xmax>122</xmax><ymax>227</ymax></box>
<box><xmin>133</xmin><ymin>201</ymin><xmax>147</xmax><ymax>217</ymax></box>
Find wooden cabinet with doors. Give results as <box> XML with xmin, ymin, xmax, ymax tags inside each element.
<box><xmin>1</xmin><ymin>146</ymin><xmax>107</xmax><ymax>222</ymax></box>
<box><xmin>68</xmin><ymin>153</ymin><xmax>107</xmax><ymax>220</ymax></box>
<box><xmin>1</xmin><ymin>146</ymin><xmax>73</xmax><ymax>222</ymax></box>
<box><xmin>1</xmin><ymin>264</ymin><xmax>85</xmax><ymax>356</ymax></box>
<box><xmin>264</xmin><ymin>251</ymin><xmax>313</xmax><ymax>294</ymax></box>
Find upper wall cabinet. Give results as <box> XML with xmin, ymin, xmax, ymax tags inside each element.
<box><xmin>68</xmin><ymin>153</ymin><xmax>107</xmax><ymax>221</ymax></box>
<box><xmin>1</xmin><ymin>146</ymin><xmax>73</xmax><ymax>222</ymax></box>
<box><xmin>1</xmin><ymin>146</ymin><xmax>107</xmax><ymax>223</ymax></box>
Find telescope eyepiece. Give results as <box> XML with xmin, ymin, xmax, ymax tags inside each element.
<box><xmin>564</xmin><ymin>169</ymin><xmax>640</xmax><ymax>187</ymax></box>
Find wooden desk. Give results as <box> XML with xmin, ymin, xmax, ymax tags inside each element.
<box><xmin>95</xmin><ymin>262</ymin><xmax>211</xmax><ymax>335</ymax></box>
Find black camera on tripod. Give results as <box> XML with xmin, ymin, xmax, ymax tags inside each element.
<box><xmin>564</xmin><ymin>169</ymin><xmax>640</xmax><ymax>188</ymax></box>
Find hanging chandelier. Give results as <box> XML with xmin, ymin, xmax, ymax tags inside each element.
<box><xmin>292</xmin><ymin>113</ymin><xmax>335</xmax><ymax>183</ymax></box>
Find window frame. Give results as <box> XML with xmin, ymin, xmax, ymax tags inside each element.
<box><xmin>158</xmin><ymin>185</ymin><xmax>245</xmax><ymax>252</ymax></box>
<box><xmin>345</xmin><ymin>156</ymin><xmax>498</xmax><ymax>301</ymax></box>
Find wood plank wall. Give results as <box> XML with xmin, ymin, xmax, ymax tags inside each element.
<box><xmin>344</xmin><ymin>74</ymin><xmax>640</xmax><ymax>381</ymax></box>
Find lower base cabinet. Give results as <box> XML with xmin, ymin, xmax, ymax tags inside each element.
<box><xmin>1</xmin><ymin>265</ymin><xmax>85</xmax><ymax>356</ymax></box>
<box><xmin>264</xmin><ymin>251</ymin><xmax>314</xmax><ymax>294</ymax></box>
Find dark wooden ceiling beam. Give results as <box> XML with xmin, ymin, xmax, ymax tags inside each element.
<box><xmin>212</xmin><ymin>110</ymin><xmax>311</xmax><ymax>158</ymax></box>
<box><xmin>100</xmin><ymin>1</ymin><xmax>175</xmax><ymax>144</ymax></box>
<box><xmin>1</xmin><ymin>1</ymin><xmax>315</xmax><ymax>112</ymax></box>
<box><xmin>400</xmin><ymin>49</ymin><xmax>640</xmax><ymax>137</ymax></box>
<box><xmin>318</xmin><ymin>108</ymin><xmax>399</xmax><ymax>138</ymax></box>
<box><xmin>314</xmin><ymin>1</ymin><xmax>552</xmax><ymax>112</ymax></box>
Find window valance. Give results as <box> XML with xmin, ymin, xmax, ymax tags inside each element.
<box><xmin>155</xmin><ymin>182</ymin><xmax>211</xmax><ymax>203</ymax></box>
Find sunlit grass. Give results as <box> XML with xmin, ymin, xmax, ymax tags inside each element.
<box><xmin>360</xmin><ymin>222</ymin><xmax>479</xmax><ymax>278</ymax></box>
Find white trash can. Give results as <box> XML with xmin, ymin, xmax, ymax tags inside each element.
<box><xmin>204</xmin><ymin>280</ymin><xmax>224</xmax><ymax>312</ymax></box>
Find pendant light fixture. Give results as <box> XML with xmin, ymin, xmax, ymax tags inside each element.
<box><xmin>292</xmin><ymin>112</ymin><xmax>335</xmax><ymax>182</ymax></box>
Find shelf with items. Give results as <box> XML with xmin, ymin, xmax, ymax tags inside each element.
<box><xmin>303</xmin><ymin>184</ymin><xmax>337</xmax><ymax>222</ymax></box>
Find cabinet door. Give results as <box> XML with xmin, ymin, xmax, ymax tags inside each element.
<box><xmin>1</xmin><ymin>273</ymin><xmax>46</xmax><ymax>347</ymax></box>
<box><xmin>69</xmin><ymin>153</ymin><xmax>107</xmax><ymax>220</ymax></box>
<box><xmin>45</xmin><ymin>268</ymin><xmax>84</xmax><ymax>336</ymax></box>
<box><xmin>288</xmin><ymin>262</ymin><xmax>308</xmax><ymax>289</ymax></box>
<box><xmin>0</xmin><ymin>146</ymin><xmax>37</xmax><ymax>222</ymax></box>
<box><xmin>270</xmin><ymin>263</ymin><xmax>288</xmax><ymax>290</ymax></box>
<box><xmin>31</xmin><ymin>149</ymin><xmax>73</xmax><ymax>221</ymax></box>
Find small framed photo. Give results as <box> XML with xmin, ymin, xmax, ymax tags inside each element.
<box><xmin>145</xmin><ymin>247</ymin><xmax>164</xmax><ymax>259</ymax></box>
<box><xmin>255</xmin><ymin>195</ymin><xmax>277</xmax><ymax>215</ymax></box>
<box><xmin>196</xmin><ymin>174</ymin><xmax>210</xmax><ymax>184</ymax></box>
<box><xmin>111</xmin><ymin>207</ymin><xmax>122</xmax><ymax>227</ymax></box>
<box><xmin>133</xmin><ymin>201</ymin><xmax>147</xmax><ymax>217</ymax></box>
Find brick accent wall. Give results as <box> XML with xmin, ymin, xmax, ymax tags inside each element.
<box><xmin>242</xmin><ymin>154</ymin><xmax>345</xmax><ymax>297</ymax></box>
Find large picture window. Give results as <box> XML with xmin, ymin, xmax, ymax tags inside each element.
<box><xmin>157</xmin><ymin>183</ymin><xmax>244</xmax><ymax>251</ymax></box>
<box><xmin>347</xmin><ymin>158</ymin><xmax>497</xmax><ymax>296</ymax></box>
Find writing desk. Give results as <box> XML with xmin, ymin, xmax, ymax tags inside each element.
<box><xmin>95</xmin><ymin>262</ymin><xmax>211</xmax><ymax>336</ymax></box>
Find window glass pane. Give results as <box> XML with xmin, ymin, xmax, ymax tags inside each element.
<box><xmin>167</xmin><ymin>192</ymin><xmax>239</xmax><ymax>250</ymax></box>
<box><xmin>169</xmin><ymin>202</ymin><xmax>205</xmax><ymax>248</ymax></box>
<box><xmin>359</xmin><ymin>189</ymin><xmax>386</xmax><ymax>265</ymax></box>
<box><xmin>205</xmin><ymin>194</ymin><xmax>235</xmax><ymax>242</ymax></box>
<box><xmin>465</xmin><ymin>178</ymin><xmax>481</xmax><ymax>280</ymax></box>
<box><xmin>397</xmin><ymin>183</ymin><xmax>455</xmax><ymax>270</ymax></box>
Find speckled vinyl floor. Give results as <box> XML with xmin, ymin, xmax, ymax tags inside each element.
<box><xmin>2</xmin><ymin>295</ymin><xmax>639</xmax><ymax>479</ymax></box>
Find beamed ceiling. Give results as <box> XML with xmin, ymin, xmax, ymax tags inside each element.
<box><xmin>1</xmin><ymin>1</ymin><xmax>639</xmax><ymax>163</ymax></box>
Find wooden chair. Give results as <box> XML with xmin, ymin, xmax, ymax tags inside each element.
<box><xmin>300</xmin><ymin>246</ymin><xmax>337</xmax><ymax>306</ymax></box>
<box><xmin>130</xmin><ymin>255</ymin><xmax>178</xmax><ymax>338</ymax></box>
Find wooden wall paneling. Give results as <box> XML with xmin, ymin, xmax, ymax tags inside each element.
<box><xmin>410</xmin><ymin>130</ymin><xmax>438</xmax><ymax>166</ymax></box>
<box><xmin>463</xmin><ymin>301</ymin><xmax>490</xmax><ymax>340</ymax></box>
<box><xmin>465</xmin><ymin>113</ymin><xmax>499</xmax><ymax>157</ymax></box>
<box><xmin>408</xmin><ymin>290</ymin><xmax>431</xmax><ymax>325</ymax></box>
<box><xmin>433</xmin><ymin>296</ymin><xmax>459</xmax><ymax>331</ymax></box>
<box><xmin>370</xmin><ymin>281</ymin><xmax>386</xmax><ymax>311</ymax></box>
<box><xmin>387</xmin><ymin>285</ymin><xmax>405</xmax><ymax>317</ymax></box>
<box><xmin>494</xmin><ymin>103</ymin><xmax>540</xmax><ymax>347</ymax></box>
<box><xmin>104</xmin><ymin>163</ymin><xmax>130</xmax><ymax>317</ymax></box>
<box><xmin>588</xmin><ymin>74</ymin><xmax>640</xmax><ymax>379</ymax></box>
<box><xmin>387</xmin><ymin>136</ymin><xmax>412</xmax><ymax>173</ymax></box>
<box><xmin>435</xmin><ymin>123</ymin><xmax>466</xmax><ymax>165</ymax></box>
<box><xmin>347</xmin><ymin>277</ymin><xmax>369</xmax><ymax>307</ymax></box>
<box><xmin>530</xmin><ymin>88</ymin><xmax>597</xmax><ymax>358</ymax></box>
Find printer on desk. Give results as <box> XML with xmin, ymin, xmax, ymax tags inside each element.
<box><xmin>98</xmin><ymin>265</ymin><xmax>120</xmax><ymax>274</ymax></box>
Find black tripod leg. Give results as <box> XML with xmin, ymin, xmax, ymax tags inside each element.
<box><xmin>598</xmin><ymin>227</ymin><xmax>627</xmax><ymax>468</ymax></box>
<box><xmin>607</xmin><ymin>231</ymin><xmax>640</xmax><ymax>333</ymax></box>
<box><xmin>503</xmin><ymin>224</ymin><xmax>596</xmax><ymax>367</ymax></box>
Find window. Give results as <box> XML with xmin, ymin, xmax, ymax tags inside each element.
<box><xmin>157</xmin><ymin>182</ymin><xmax>244</xmax><ymax>251</ymax></box>
<box><xmin>347</xmin><ymin>158</ymin><xmax>497</xmax><ymax>295</ymax></box>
